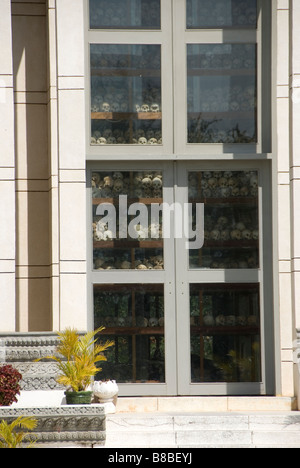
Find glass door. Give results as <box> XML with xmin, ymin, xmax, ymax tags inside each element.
<box><xmin>88</xmin><ymin>161</ymin><xmax>177</xmax><ymax>396</ymax></box>
<box><xmin>175</xmin><ymin>160</ymin><xmax>274</xmax><ymax>395</ymax></box>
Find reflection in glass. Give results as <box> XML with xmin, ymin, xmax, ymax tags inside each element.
<box><xmin>94</xmin><ymin>284</ymin><xmax>165</xmax><ymax>383</ymax></box>
<box><xmin>90</xmin><ymin>44</ymin><xmax>162</xmax><ymax>145</ymax></box>
<box><xmin>190</xmin><ymin>284</ymin><xmax>261</xmax><ymax>383</ymax></box>
<box><xmin>187</xmin><ymin>44</ymin><xmax>257</xmax><ymax>144</ymax></box>
<box><xmin>187</xmin><ymin>0</ymin><xmax>257</xmax><ymax>29</ymax></box>
<box><xmin>188</xmin><ymin>170</ymin><xmax>259</xmax><ymax>269</ymax></box>
<box><xmin>92</xmin><ymin>170</ymin><xmax>163</xmax><ymax>270</ymax></box>
<box><xmin>90</xmin><ymin>0</ymin><xmax>161</xmax><ymax>30</ymax></box>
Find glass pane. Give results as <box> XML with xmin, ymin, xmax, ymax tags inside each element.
<box><xmin>187</xmin><ymin>44</ymin><xmax>257</xmax><ymax>144</ymax></box>
<box><xmin>190</xmin><ymin>284</ymin><xmax>261</xmax><ymax>383</ymax></box>
<box><xmin>91</xmin><ymin>44</ymin><xmax>162</xmax><ymax>145</ymax></box>
<box><xmin>187</xmin><ymin>0</ymin><xmax>257</xmax><ymax>29</ymax></box>
<box><xmin>188</xmin><ymin>170</ymin><xmax>259</xmax><ymax>269</ymax></box>
<box><xmin>92</xmin><ymin>170</ymin><xmax>164</xmax><ymax>270</ymax></box>
<box><xmin>94</xmin><ymin>284</ymin><xmax>165</xmax><ymax>383</ymax></box>
<box><xmin>90</xmin><ymin>0</ymin><xmax>161</xmax><ymax>30</ymax></box>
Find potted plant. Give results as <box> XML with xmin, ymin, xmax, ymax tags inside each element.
<box><xmin>37</xmin><ymin>327</ymin><xmax>114</xmax><ymax>405</ymax></box>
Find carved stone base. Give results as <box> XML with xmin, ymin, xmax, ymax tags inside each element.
<box><xmin>0</xmin><ymin>405</ymin><xmax>106</xmax><ymax>447</ymax></box>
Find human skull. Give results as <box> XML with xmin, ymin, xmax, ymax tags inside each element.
<box><xmin>226</xmin><ymin>315</ymin><xmax>236</xmax><ymax>326</ymax></box>
<box><xmin>138</xmin><ymin>137</ymin><xmax>148</xmax><ymax>145</ymax></box>
<box><xmin>135</xmin><ymin>104</ymin><xmax>141</xmax><ymax>112</ymax></box>
<box><xmin>230</xmin><ymin>229</ymin><xmax>242</xmax><ymax>240</ymax></box>
<box><xmin>236</xmin><ymin>222</ymin><xmax>246</xmax><ymax>231</ymax></box>
<box><xmin>121</xmin><ymin>260</ymin><xmax>131</xmax><ymax>269</ymax></box>
<box><xmin>111</xmin><ymin>102</ymin><xmax>120</xmax><ymax>112</ymax></box>
<box><xmin>149</xmin><ymin>317</ymin><xmax>158</xmax><ymax>327</ymax></box>
<box><xmin>103</xmin><ymin>176</ymin><xmax>114</xmax><ymax>188</ymax></box>
<box><xmin>113</xmin><ymin>171</ymin><xmax>123</xmax><ymax>180</ymax></box>
<box><xmin>252</xmin><ymin>229</ymin><xmax>259</xmax><ymax>240</ymax></box>
<box><xmin>141</xmin><ymin>104</ymin><xmax>150</xmax><ymax>112</ymax></box>
<box><xmin>231</xmin><ymin>186</ymin><xmax>240</xmax><ymax>197</ymax></box>
<box><xmin>220</xmin><ymin>229</ymin><xmax>230</xmax><ymax>241</ymax></box>
<box><xmin>117</xmin><ymin>317</ymin><xmax>126</xmax><ymax>327</ymax></box>
<box><xmin>248</xmin><ymin>315</ymin><xmax>257</xmax><ymax>326</ymax></box>
<box><xmin>150</xmin><ymin>103</ymin><xmax>160</xmax><ymax>112</ymax></box>
<box><xmin>237</xmin><ymin>316</ymin><xmax>247</xmax><ymax>326</ymax></box>
<box><xmin>210</xmin><ymin>229</ymin><xmax>220</xmax><ymax>241</ymax></box>
<box><xmin>219</xmin><ymin>187</ymin><xmax>231</xmax><ymax>198</ymax></box>
<box><xmin>216</xmin><ymin>315</ymin><xmax>226</xmax><ymax>326</ymax></box>
<box><xmin>142</xmin><ymin>177</ymin><xmax>152</xmax><ymax>189</ymax></box>
<box><xmin>102</xmin><ymin>102</ymin><xmax>111</xmax><ymax>112</ymax></box>
<box><xmin>218</xmin><ymin>177</ymin><xmax>227</xmax><ymax>188</ymax></box>
<box><xmin>203</xmin><ymin>314</ymin><xmax>215</xmax><ymax>326</ymax></box>
<box><xmin>242</xmin><ymin>229</ymin><xmax>252</xmax><ymax>240</ymax></box>
<box><xmin>217</xmin><ymin>216</ymin><xmax>228</xmax><ymax>227</ymax></box>
<box><xmin>158</xmin><ymin>317</ymin><xmax>164</xmax><ymax>327</ymax></box>
<box><xmin>97</xmin><ymin>137</ymin><xmax>107</xmax><ymax>145</ymax></box>
<box><xmin>134</xmin><ymin>188</ymin><xmax>143</xmax><ymax>198</ymax></box>
<box><xmin>148</xmin><ymin>138</ymin><xmax>158</xmax><ymax>144</ymax></box>
<box><xmin>113</xmin><ymin>179</ymin><xmax>124</xmax><ymax>193</ymax></box>
<box><xmin>136</xmin><ymin>316</ymin><xmax>148</xmax><ymax>327</ymax></box>
<box><xmin>223</xmin><ymin>171</ymin><xmax>233</xmax><ymax>179</ymax></box>
<box><xmin>208</xmin><ymin>177</ymin><xmax>218</xmax><ymax>189</ymax></box>
<box><xmin>103</xmin><ymin>230</ymin><xmax>114</xmax><ymax>241</ymax></box>
<box><xmin>250</xmin><ymin>174</ymin><xmax>258</xmax><ymax>188</ymax></box>
<box><xmin>240</xmin><ymin>186</ymin><xmax>249</xmax><ymax>197</ymax></box>
<box><xmin>152</xmin><ymin>177</ymin><xmax>162</xmax><ymax>189</ymax></box>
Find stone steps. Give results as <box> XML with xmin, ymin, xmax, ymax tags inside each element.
<box><xmin>105</xmin><ymin>412</ymin><xmax>300</xmax><ymax>448</ymax></box>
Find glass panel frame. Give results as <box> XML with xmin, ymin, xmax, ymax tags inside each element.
<box><xmin>87</xmin><ymin>161</ymin><xmax>177</xmax><ymax>396</ymax></box>
<box><xmin>175</xmin><ymin>160</ymin><xmax>274</xmax><ymax>396</ymax></box>
<box><xmin>186</xmin><ymin>0</ymin><xmax>257</xmax><ymax>30</ymax></box>
<box><xmin>86</xmin><ymin>0</ymin><xmax>174</xmax><ymax>159</ymax></box>
<box><xmin>173</xmin><ymin>0</ymin><xmax>271</xmax><ymax>157</ymax></box>
<box><xmin>90</xmin><ymin>0</ymin><xmax>161</xmax><ymax>30</ymax></box>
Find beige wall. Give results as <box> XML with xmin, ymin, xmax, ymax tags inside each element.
<box><xmin>0</xmin><ymin>0</ymin><xmax>299</xmax><ymax>397</ymax></box>
<box><xmin>12</xmin><ymin>0</ymin><xmax>51</xmax><ymax>331</ymax></box>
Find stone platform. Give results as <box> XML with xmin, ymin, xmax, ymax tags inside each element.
<box><xmin>0</xmin><ymin>405</ymin><xmax>106</xmax><ymax>448</ymax></box>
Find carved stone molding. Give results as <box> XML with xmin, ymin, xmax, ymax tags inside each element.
<box><xmin>0</xmin><ymin>333</ymin><xmax>63</xmax><ymax>391</ymax></box>
<box><xmin>0</xmin><ymin>406</ymin><xmax>106</xmax><ymax>447</ymax></box>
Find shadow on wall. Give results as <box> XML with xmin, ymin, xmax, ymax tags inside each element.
<box><xmin>11</xmin><ymin>5</ymin><xmax>52</xmax><ymax>332</ymax></box>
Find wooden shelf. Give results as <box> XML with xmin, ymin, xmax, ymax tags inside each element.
<box><xmin>91</xmin><ymin>111</ymin><xmax>162</xmax><ymax>120</ymax></box>
<box><xmin>188</xmin><ymin>68</ymin><xmax>255</xmax><ymax>77</ymax></box>
<box><xmin>93</xmin><ymin>197</ymin><xmax>163</xmax><ymax>205</ymax></box>
<box><xmin>93</xmin><ymin>240</ymin><xmax>163</xmax><ymax>249</ymax></box>
<box><xmin>100</xmin><ymin>326</ymin><xmax>164</xmax><ymax>335</ymax></box>
<box><xmin>188</xmin><ymin>111</ymin><xmax>255</xmax><ymax>119</ymax></box>
<box><xmin>191</xmin><ymin>325</ymin><xmax>259</xmax><ymax>335</ymax></box>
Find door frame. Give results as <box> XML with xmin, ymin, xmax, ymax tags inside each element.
<box><xmin>175</xmin><ymin>159</ymin><xmax>274</xmax><ymax>395</ymax></box>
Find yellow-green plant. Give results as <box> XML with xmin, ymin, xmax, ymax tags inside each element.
<box><xmin>0</xmin><ymin>416</ymin><xmax>37</xmax><ymax>448</ymax></box>
<box><xmin>37</xmin><ymin>327</ymin><xmax>114</xmax><ymax>392</ymax></box>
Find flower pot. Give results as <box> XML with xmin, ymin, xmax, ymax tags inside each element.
<box><xmin>93</xmin><ymin>380</ymin><xmax>118</xmax><ymax>403</ymax></box>
<box><xmin>65</xmin><ymin>391</ymin><xmax>93</xmax><ymax>405</ymax></box>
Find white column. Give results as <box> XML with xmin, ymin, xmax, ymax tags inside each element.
<box><xmin>290</xmin><ymin>0</ymin><xmax>300</xmax><ymax>406</ymax></box>
<box><xmin>0</xmin><ymin>0</ymin><xmax>16</xmax><ymax>332</ymax></box>
<box><xmin>276</xmin><ymin>0</ymin><xmax>294</xmax><ymax>396</ymax></box>
<box><xmin>56</xmin><ymin>0</ymin><xmax>87</xmax><ymax>330</ymax></box>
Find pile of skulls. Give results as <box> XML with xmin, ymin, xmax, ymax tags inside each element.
<box><xmin>188</xmin><ymin>170</ymin><xmax>258</xmax><ymax>199</ymax></box>
<box><xmin>91</xmin><ymin>128</ymin><xmax>162</xmax><ymax>145</ymax></box>
<box><xmin>92</xmin><ymin>171</ymin><xmax>163</xmax><ymax>199</ymax></box>
<box><xmin>102</xmin><ymin>315</ymin><xmax>164</xmax><ymax>328</ymax></box>
<box><xmin>188</xmin><ymin>85</ymin><xmax>256</xmax><ymax>114</ymax></box>
<box><xmin>93</xmin><ymin>255</ymin><xmax>164</xmax><ymax>270</ymax></box>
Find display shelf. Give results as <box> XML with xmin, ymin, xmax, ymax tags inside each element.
<box><xmin>91</xmin><ymin>112</ymin><xmax>162</xmax><ymax>120</ymax></box>
<box><xmin>93</xmin><ymin>240</ymin><xmax>163</xmax><ymax>249</ymax></box>
<box><xmin>190</xmin><ymin>325</ymin><xmax>259</xmax><ymax>335</ymax></box>
<box><xmin>93</xmin><ymin>197</ymin><xmax>163</xmax><ymax>205</ymax></box>
<box><xmin>99</xmin><ymin>326</ymin><xmax>164</xmax><ymax>335</ymax></box>
<box><xmin>188</xmin><ymin>111</ymin><xmax>254</xmax><ymax>120</ymax></box>
<box><xmin>187</xmin><ymin>69</ymin><xmax>255</xmax><ymax>77</ymax></box>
